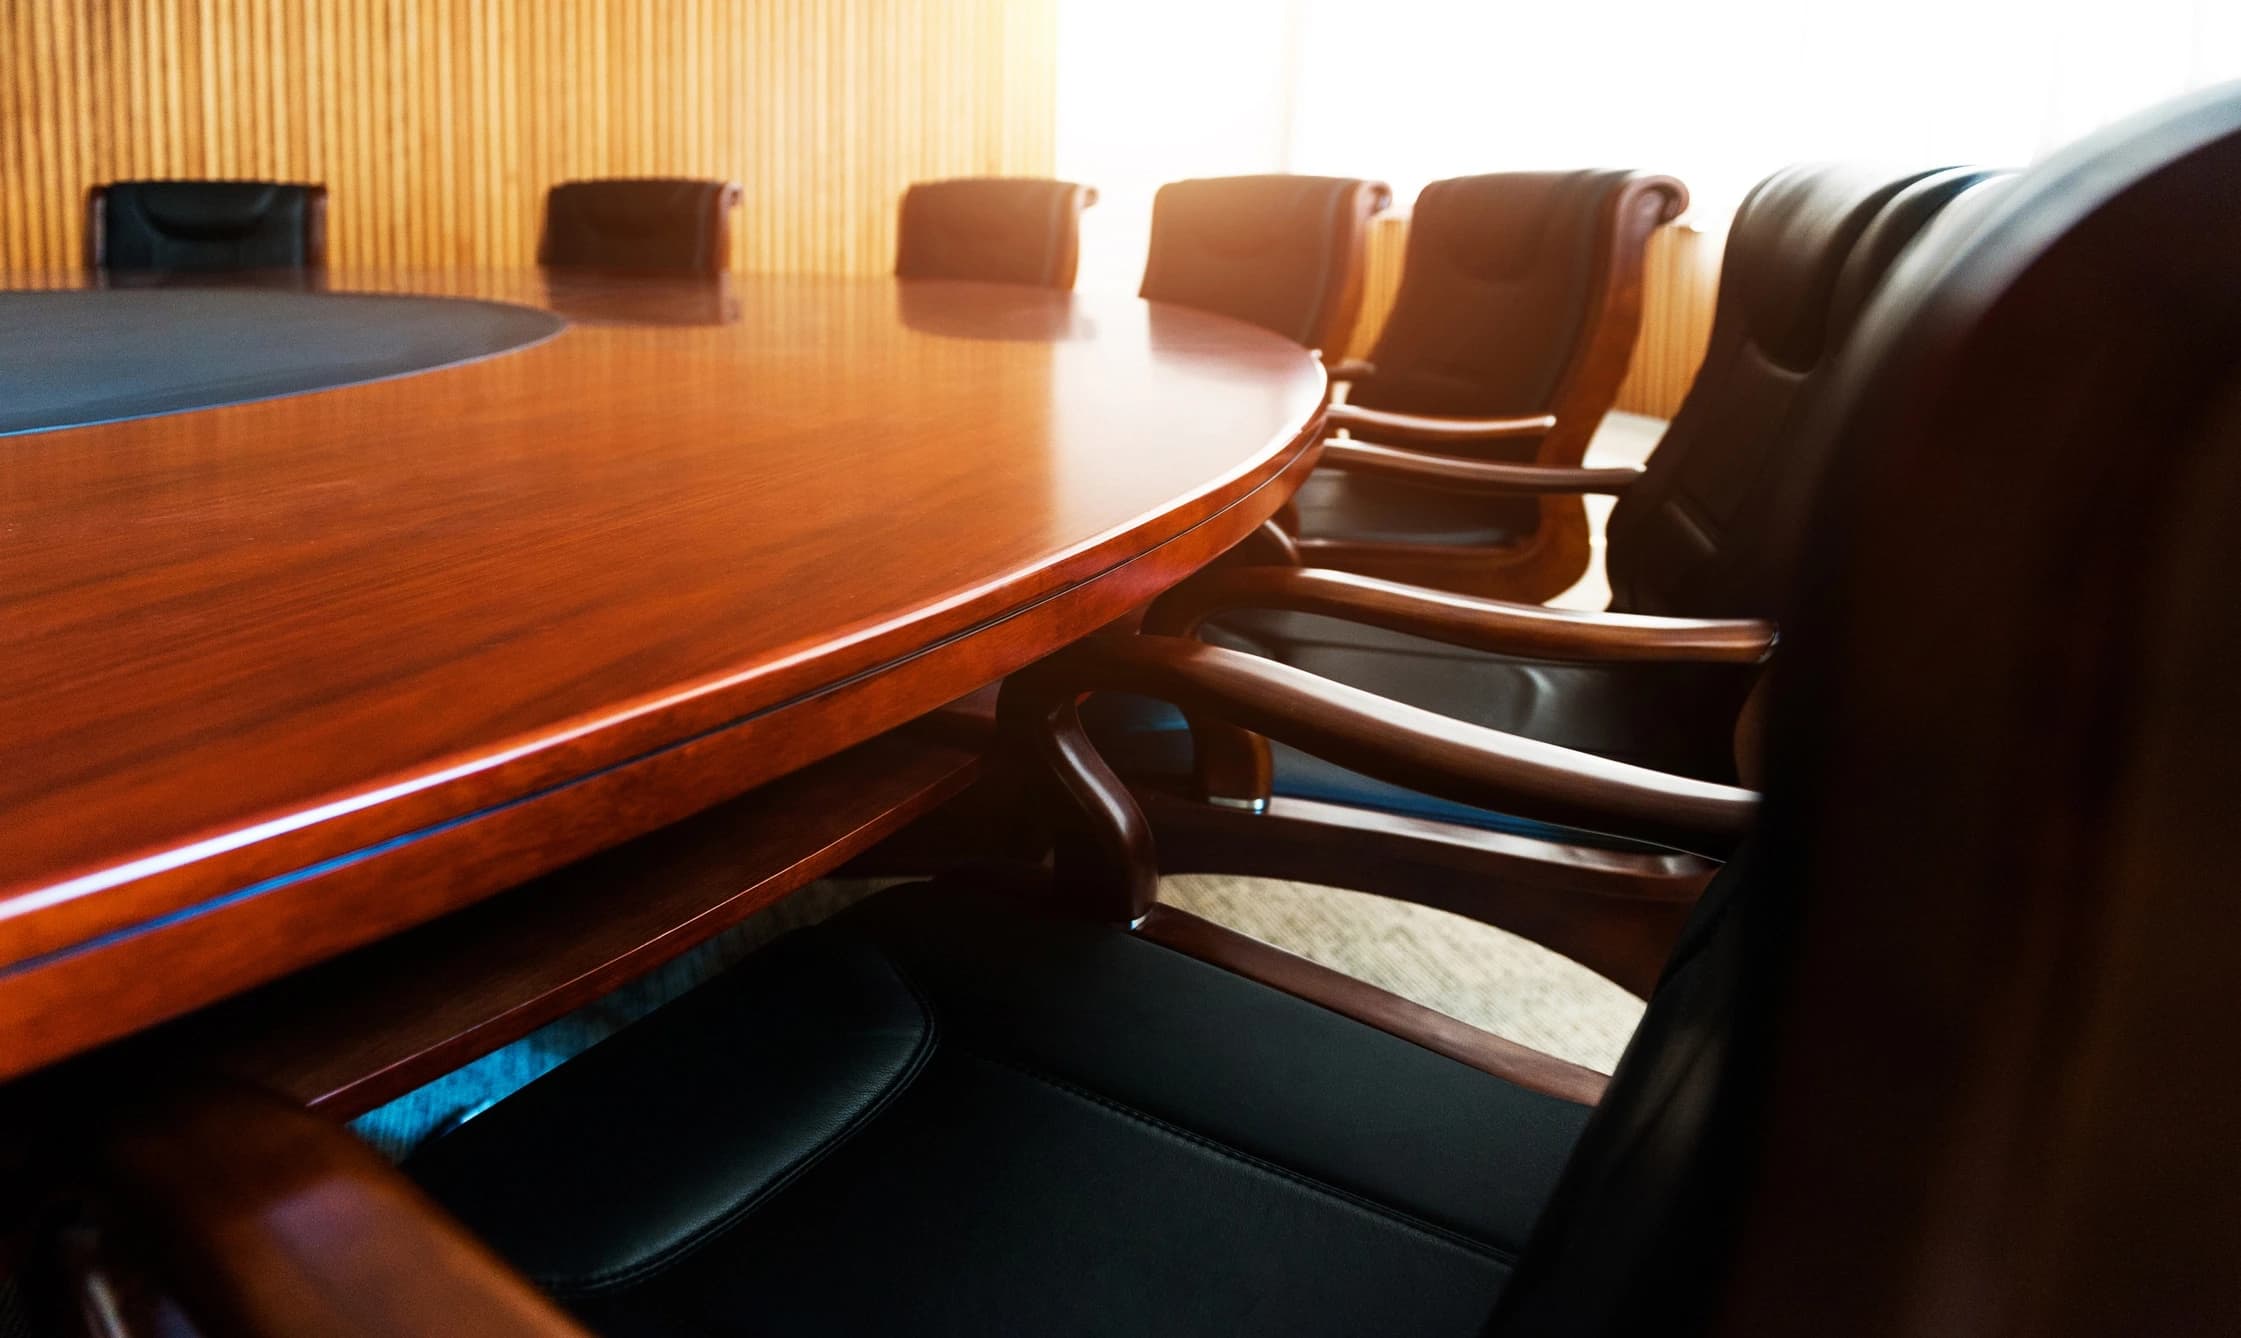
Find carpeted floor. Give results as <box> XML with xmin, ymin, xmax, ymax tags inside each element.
<box><xmin>1159</xmin><ymin>875</ymin><xmax>1644</xmax><ymax>1072</ymax></box>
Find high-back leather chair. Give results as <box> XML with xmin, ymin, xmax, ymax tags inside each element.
<box><xmin>1291</xmin><ymin>170</ymin><xmax>1686</xmax><ymax>601</ymax></box>
<box><xmin>1601</xmin><ymin>165</ymin><xmax>1993</xmax><ymax>619</ymax></box>
<box><xmin>1081</xmin><ymin>164</ymin><xmax>2001</xmax><ymax>994</ymax></box>
<box><xmin>1487</xmin><ymin>86</ymin><xmax>2241</xmax><ymax>1333</ymax></box>
<box><xmin>894</xmin><ymin>177</ymin><xmax>1098</xmax><ymax>289</ymax></box>
<box><xmin>1348</xmin><ymin>171</ymin><xmax>1686</xmax><ymax>421</ymax></box>
<box><xmin>85</xmin><ymin>180</ymin><xmax>327</xmax><ymax>272</ymax></box>
<box><xmin>538</xmin><ymin>178</ymin><xmax>742</xmax><ymax>274</ymax></box>
<box><xmin>1137</xmin><ymin>174</ymin><xmax>1391</xmax><ymax>352</ymax></box>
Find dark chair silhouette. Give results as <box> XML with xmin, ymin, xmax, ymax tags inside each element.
<box><xmin>1137</xmin><ymin>174</ymin><xmax>1391</xmax><ymax>354</ymax></box>
<box><xmin>1297</xmin><ymin>171</ymin><xmax>1688</xmax><ymax>601</ymax></box>
<box><xmin>1083</xmin><ymin>162</ymin><xmax>2001</xmax><ymax>994</ymax></box>
<box><xmin>894</xmin><ymin>177</ymin><xmax>1098</xmax><ymax>289</ymax></box>
<box><xmin>537</xmin><ymin>178</ymin><xmax>742</xmax><ymax>274</ymax></box>
<box><xmin>85</xmin><ymin>180</ymin><xmax>327</xmax><ymax>272</ymax></box>
<box><xmin>359</xmin><ymin>86</ymin><xmax>2241</xmax><ymax>1336</ymax></box>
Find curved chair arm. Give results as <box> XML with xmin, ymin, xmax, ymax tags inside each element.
<box><xmin>1004</xmin><ymin>636</ymin><xmax>1756</xmax><ymax>919</ymax></box>
<box><xmin>1149</xmin><ymin>566</ymin><xmax>1778</xmax><ymax>665</ymax></box>
<box><xmin>1325</xmin><ymin>401</ymin><xmax>1557</xmax><ymax>447</ymax></box>
<box><xmin>81</xmin><ymin>1081</ymin><xmax>591</xmax><ymax>1336</ymax></box>
<box><xmin>1321</xmin><ymin>356</ymin><xmax>1377</xmax><ymax>383</ymax></box>
<box><xmin>1319</xmin><ymin>439</ymin><xmax>1645</xmax><ymax>494</ymax></box>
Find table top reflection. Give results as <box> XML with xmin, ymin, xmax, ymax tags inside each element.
<box><xmin>0</xmin><ymin>268</ymin><xmax>1326</xmax><ymax>1074</ymax></box>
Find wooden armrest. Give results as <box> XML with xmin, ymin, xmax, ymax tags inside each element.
<box><xmin>1319</xmin><ymin>439</ymin><xmax>1645</xmax><ymax>494</ymax></box>
<box><xmin>1321</xmin><ymin>356</ymin><xmax>1377</xmax><ymax>382</ymax></box>
<box><xmin>88</xmin><ymin>1081</ymin><xmax>588</xmax><ymax>1336</ymax></box>
<box><xmin>1149</xmin><ymin>567</ymin><xmax>1778</xmax><ymax>665</ymax></box>
<box><xmin>1024</xmin><ymin>636</ymin><xmax>1757</xmax><ymax>857</ymax></box>
<box><xmin>1325</xmin><ymin>401</ymin><xmax>1557</xmax><ymax>447</ymax></box>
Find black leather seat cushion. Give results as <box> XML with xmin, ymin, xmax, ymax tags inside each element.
<box><xmin>410</xmin><ymin>881</ymin><xmax>1593</xmax><ymax>1336</ymax></box>
<box><xmin>1084</xmin><ymin>610</ymin><xmax>1752</xmax><ymax>847</ymax></box>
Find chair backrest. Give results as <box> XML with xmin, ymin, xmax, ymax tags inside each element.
<box><xmin>1489</xmin><ymin>83</ymin><xmax>2241</xmax><ymax>1337</ymax></box>
<box><xmin>85</xmin><ymin>181</ymin><xmax>327</xmax><ymax>272</ymax></box>
<box><xmin>1602</xmin><ymin>163</ymin><xmax>2004</xmax><ymax>618</ymax></box>
<box><xmin>538</xmin><ymin>178</ymin><xmax>741</xmax><ymax>274</ymax></box>
<box><xmin>1350</xmin><ymin>172</ymin><xmax>1685</xmax><ymax>451</ymax></box>
<box><xmin>895</xmin><ymin>177</ymin><xmax>1097</xmax><ymax>289</ymax></box>
<box><xmin>1137</xmin><ymin>174</ymin><xmax>1391</xmax><ymax>351</ymax></box>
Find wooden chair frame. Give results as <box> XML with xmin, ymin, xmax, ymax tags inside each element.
<box><xmin>1002</xmin><ymin>629</ymin><xmax>1756</xmax><ymax>996</ymax></box>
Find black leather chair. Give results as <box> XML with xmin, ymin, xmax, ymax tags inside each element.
<box><xmin>1137</xmin><ymin>174</ymin><xmax>1391</xmax><ymax>354</ymax></box>
<box><xmin>1081</xmin><ymin>164</ymin><xmax>2003</xmax><ymax>993</ymax></box>
<box><xmin>1298</xmin><ymin>171</ymin><xmax>1688</xmax><ymax>602</ymax></box>
<box><xmin>894</xmin><ymin>177</ymin><xmax>1097</xmax><ymax>288</ymax></box>
<box><xmin>85</xmin><ymin>180</ymin><xmax>327</xmax><ymax>272</ymax></box>
<box><xmin>538</xmin><ymin>179</ymin><xmax>742</xmax><ymax>274</ymax></box>
<box><xmin>399</xmin><ymin>85</ymin><xmax>2241</xmax><ymax>1336</ymax></box>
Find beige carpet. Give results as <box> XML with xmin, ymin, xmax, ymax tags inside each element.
<box><xmin>1157</xmin><ymin>875</ymin><xmax>1644</xmax><ymax>1073</ymax></box>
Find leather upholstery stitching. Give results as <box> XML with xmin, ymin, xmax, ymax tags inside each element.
<box><xmin>970</xmin><ymin>1050</ymin><xmax>1520</xmax><ymax>1265</ymax></box>
<box><xmin>541</xmin><ymin>951</ymin><xmax>944</xmax><ymax>1298</ymax></box>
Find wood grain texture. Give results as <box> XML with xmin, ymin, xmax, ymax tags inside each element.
<box><xmin>0</xmin><ymin>0</ymin><xmax>1058</xmax><ymax>276</ymax></box>
<box><xmin>1614</xmin><ymin>221</ymin><xmax>1721</xmax><ymax>417</ymax></box>
<box><xmin>1340</xmin><ymin>216</ymin><xmax>1720</xmax><ymax>420</ymax></box>
<box><xmin>0</xmin><ymin>271</ymin><xmax>1326</xmax><ymax>1080</ymax></box>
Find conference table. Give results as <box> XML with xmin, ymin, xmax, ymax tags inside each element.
<box><xmin>0</xmin><ymin>269</ymin><xmax>1326</xmax><ymax>1102</ymax></box>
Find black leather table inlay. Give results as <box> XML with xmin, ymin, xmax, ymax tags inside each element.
<box><xmin>0</xmin><ymin>288</ymin><xmax>565</xmax><ymax>436</ymax></box>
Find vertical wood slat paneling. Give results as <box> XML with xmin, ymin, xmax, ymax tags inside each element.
<box><xmin>1</xmin><ymin>0</ymin><xmax>1058</xmax><ymax>276</ymax></box>
<box><xmin>1341</xmin><ymin>217</ymin><xmax>1722</xmax><ymax>421</ymax></box>
<box><xmin>1611</xmin><ymin>223</ymin><xmax>1720</xmax><ymax>419</ymax></box>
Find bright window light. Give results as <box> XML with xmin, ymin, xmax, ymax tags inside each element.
<box><xmin>1059</xmin><ymin>0</ymin><xmax>2241</xmax><ymax>292</ymax></box>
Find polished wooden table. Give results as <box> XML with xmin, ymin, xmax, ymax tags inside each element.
<box><xmin>0</xmin><ymin>270</ymin><xmax>1326</xmax><ymax>1087</ymax></box>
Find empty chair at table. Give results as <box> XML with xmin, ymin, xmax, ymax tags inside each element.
<box><xmin>1085</xmin><ymin>162</ymin><xmax>2002</xmax><ymax>994</ymax></box>
<box><xmin>538</xmin><ymin>178</ymin><xmax>743</xmax><ymax>274</ymax></box>
<box><xmin>85</xmin><ymin>180</ymin><xmax>328</xmax><ymax>273</ymax></box>
<box><xmin>1137</xmin><ymin>174</ymin><xmax>1392</xmax><ymax>353</ymax></box>
<box><xmin>1291</xmin><ymin>170</ymin><xmax>1688</xmax><ymax>602</ymax></box>
<box><xmin>894</xmin><ymin>177</ymin><xmax>1098</xmax><ymax>289</ymax></box>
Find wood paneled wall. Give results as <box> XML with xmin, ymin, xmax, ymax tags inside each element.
<box><xmin>0</xmin><ymin>0</ymin><xmax>1058</xmax><ymax>274</ymax></box>
<box><xmin>1341</xmin><ymin>216</ymin><xmax>1721</xmax><ymax>420</ymax></box>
